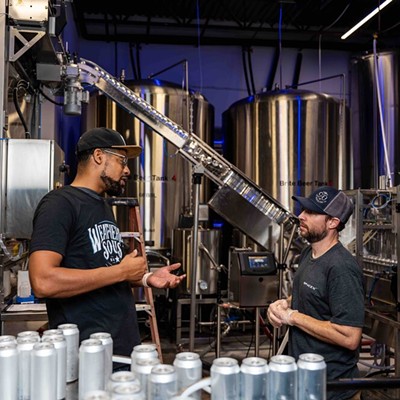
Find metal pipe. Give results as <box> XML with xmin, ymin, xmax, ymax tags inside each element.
<box><xmin>327</xmin><ymin>377</ymin><xmax>400</xmax><ymax>391</ymax></box>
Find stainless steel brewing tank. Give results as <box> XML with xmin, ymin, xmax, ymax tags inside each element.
<box><xmin>351</xmin><ymin>50</ymin><xmax>400</xmax><ymax>188</ymax></box>
<box><xmin>224</xmin><ymin>89</ymin><xmax>350</xmax><ymax>217</ymax></box>
<box><xmin>172</xmin><ymin>228</ymin><xmax>220</xmax><ymax>295</ymax></box>
<box><xmin>86</xmin><ymin>79</ymin><xmax>214</xmax><ymax>251</ymax></box>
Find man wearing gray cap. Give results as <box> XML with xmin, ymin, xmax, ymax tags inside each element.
<box><xmin>268</xmin><ymin>186</ymin><xmax>364</xmax><ymax>400</ymax></box>
<box><xmin>29</xmin><ymin>127</ymin><xmax>185</xmax><ymax>366</ymax></box>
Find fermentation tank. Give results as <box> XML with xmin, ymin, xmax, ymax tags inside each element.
<box><xmin>84</xmin><ymin>79</ymin><xmax>214</xmax><ymax>253</ymax></box>
<box><xmin>223</xmin><ymin>89</ymin><xmax>351</xmax><ymax>219</ymax></box>
<box><xmin>351</xmin><ymin>50</ymin><xmax>400</xmax><ymax>189</ymax></box>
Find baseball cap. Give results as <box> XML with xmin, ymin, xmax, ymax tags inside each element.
<box><xmin>292</xmin><ymin>186</ymin><xmax>354</xmax><ymax>224</ymax></box>
<box><xmin>76</xmin><ymin>127</ymin><xmax>142</xmax><ymax>158</ymax></box>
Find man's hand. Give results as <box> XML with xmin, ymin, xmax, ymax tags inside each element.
<box><xmin>267</xmin><ymin>298</ymin><xmax>292</xmax><ymax>328</ymax></box>
<box><xmin>147</xmin><ymin>263</ymin><xmax>185</xmax><ymax>289</ymax></box>
<box><xmin>119</xmin><ymin>250</ymin><xmax>147</xmax><ymax>283</ymax></box>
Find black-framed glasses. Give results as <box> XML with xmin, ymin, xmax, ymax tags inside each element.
<box><xmin>102</xmin><ymin>149</ymin><xmax>128</xmax><ymax>167</ymax></box>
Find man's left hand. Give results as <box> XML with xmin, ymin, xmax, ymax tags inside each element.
<box><xmin>147</xmin><ymin>263</ymin><xmax>185</xmax><ymax>289</ymax></box>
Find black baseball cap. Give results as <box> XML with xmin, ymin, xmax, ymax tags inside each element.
<box><xmin>76</xmin><ymin>127</ymin><xmax>142</xmax><ymax>158</ymax></box>
<box><xmin>292</xmin><ymin>186</ymin><xmax>354</xmax><ymax>224</ymax></box>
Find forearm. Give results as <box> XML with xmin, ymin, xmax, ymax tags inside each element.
<box><xmin>290</xmin><ymin>311</ymin><xmax>362</xmax><ymax>350</ymax></box>
<box><xmin>30</xmin><ymin>264</ymin><xmax>127</xmax><ymax>298</ymax></box>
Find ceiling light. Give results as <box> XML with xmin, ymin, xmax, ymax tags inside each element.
<box><xmin>341</xmin><ymin>0</ymin><xmax>394</xmax><ymax>40</ymax></box>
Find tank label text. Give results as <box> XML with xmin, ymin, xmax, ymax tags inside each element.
<box><xmin>279</xmin><ymin>180</ymin><xmax>329</xmax><ymax>187</ymax></box>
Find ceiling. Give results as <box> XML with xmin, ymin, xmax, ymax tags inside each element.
<box><xmin>70</xmin><ymin>0</ymin><xmax>400</xmax><ymax>51</ymax></box>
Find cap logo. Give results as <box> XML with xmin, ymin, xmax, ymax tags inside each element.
<box><xmin>315</xmin><ymin>191</ymin><xmax>329</xmax><ymax>204</ymax></box>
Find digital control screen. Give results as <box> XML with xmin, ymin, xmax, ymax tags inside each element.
<box><xmin>248</xmin><ymin>256</ymin><xmax>270</xmax><ymax>269</ymax></box>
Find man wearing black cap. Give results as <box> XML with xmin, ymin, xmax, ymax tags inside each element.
<box><xmin>29</xmin><ymin>127</ymin><xmax>185</xmax><ymax>363</ymax></box>
<box><xmin>267</xmin><ymin>186</ymin><xmax>364</xmax><ymax>400</ymax></box>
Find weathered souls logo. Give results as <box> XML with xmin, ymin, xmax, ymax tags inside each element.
<box><xmin>88</xmin><ymin>221</ymin><xmax>123</xmax><ymax>262</ymax></box>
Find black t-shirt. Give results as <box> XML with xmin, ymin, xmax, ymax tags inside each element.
<box><xmin>289</xmin><ymin>243</ymin><xmax>365</xmax><ymax>400</ymax></box>
<box><xmin>29</xmin><ymin>186</ymin><xmax>141</xmax><ymax>356</ymax></box>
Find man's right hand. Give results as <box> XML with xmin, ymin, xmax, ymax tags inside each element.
<box><xmin>267</xmin><ymin>298</ymin><xmax>290</xmax><ymax>328</ymax></box>
<box><xmin>119</xmin><ymin>250</ymin><xmax>147</xmax><ymax>283</ymax></box>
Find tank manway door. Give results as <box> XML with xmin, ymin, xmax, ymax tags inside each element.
<box><xmin>64</xmin><ymin>59</ymin><xmax>298</xmax><ymax>249</ymax></box>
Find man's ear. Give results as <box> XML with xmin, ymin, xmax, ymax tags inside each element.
<box><xmin>328</xmin><ymin>217</ymin><xmax>340</xmax><ymax>230</ymax></box>
<box><xmin>92</xmin><ymin>148</ymin><xmax>104</xmax><ymax>165</ymax></box>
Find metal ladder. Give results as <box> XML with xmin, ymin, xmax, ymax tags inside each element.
<box><xmin>108</xmin><ymin>197</ymin><xmax>163</xmax><ymax>363</ymax></box>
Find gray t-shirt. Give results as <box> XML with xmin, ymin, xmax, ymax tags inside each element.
<box><xmin>289</xmin><ymin>242</ymin><xmax>365</xmax><ymax>400</ymax></box>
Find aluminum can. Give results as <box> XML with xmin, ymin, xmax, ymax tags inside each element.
<box><xmin>83</xmin><ymin>390</ymin><xmax>111</xmax><ymax>399</ymax></box>
<box><xmin>111</xmin><ymin>383</ymin><xmax>145</xmax><ymax>399</ymax></box>
<box><xmin>58</xmin><ymin>323</ymin><xmax>79</xmax><ymax>382</ymax></box>
<box><xmin>107</xmin><ymin>371</ymin><xmax>140</xmax><ymax>392</ymax></box>
<box><xmin>131</xmin><ymin>357</ymin><xmax>160</xmax><ymax>397</ymax></box>
<box><xmin>0</xmin><ymin>334</ymin><xmax>17</xmax><ymax>346</ymax></box>
<box><xmin>240</xmin><ymin>357</ymin><xmax>269</xmax><ymax>400</ymax></box>
<box><xmin>42</xmin><ymin>328</ymin><xmax>64</xmax><ymax>338</ymax></box>
<box><xmin>17</xmin><ymin>336</ymin><xmax>37</xmax><ymax>400</ymax></box>
<box><xmin>0</xmin><ymin>343</ymin><xmax>18</xmax><ymax>400</ymax></box>
<box><xmin>148</xmin><ymin>364</ymin><xmax>178</xmax><ymax>400</ymax></box>
<box><xmin>268</xmin><ymin>355</ymin><xmax>298</xmax><ymax>400</ymax></box>
<box><xmin>131</xmin><ymin>343</ymin><xmax>158</xmax><ymax>366</ymax></box>
<box><xmin>173</xmin><ymin>352</ymin><xmax>202</xmax><ymax>400</ymax></box>
<box><xmin>42</xmin><ymin>335</ymin><xmax>68</xmax><ymax>400</ymax></box>
<box><xmin>17</xmin><ymin>330</ymin><xmax>40</xmax><ymax>341</ymax></box>
<box><xmin>90</xmin><ymin>332</ymin><xmax>114</xmax><ymax>384</ymax></box>
<box><xmin>79</xmin><ymin>338</ymin><xmax>106</xmax><ymax>399</ymax></box>
<box><xmin>31</xmin><ymin>342</ymin><xmax>57</xmax><ymax>400</ymax></box>
<box><xmin>210</xmin><ymin>357</ymin><xmax>240</xmax><ymax>400</ymax></box>
<box><xmin>297</xmin><ymin>353</ymin><xmax>327</xmax><ymax>400</ymax></box>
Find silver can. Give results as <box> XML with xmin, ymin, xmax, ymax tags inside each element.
<box><xmin>90</xmin><ymin>332</ymin><xmax>114</xmax><ymax>384</ymax></box>
<box><xmin>210</xmin><ymin>357</ymin><xmax>240</xmax><ymax>400</ymax></box>
<box><xmin>58</xmin><ymin>323</ymin><xmax>79</xmax><ymax>382</ymax></box>
<box><xmin>0</xmin><ymin>343</ymin><xmax>18</xmax><ymax>400</ymax></box>
<box><xmin>173</xmin><ymin>352</ymin><xmax>202</xmax><ymax>400</ymax></box>
<box><xmin>107</xmin><ymin>371</ymin><xmax>140</xmax><ymax>392</ymax></box>
<box><xmin>131</xmin><ymin>343</ymin><xmax>158</xmax><ymax>366</ymax></box>
<box><xmin>148</xmin><ymin>364</ymin><xmax>178</xmax><ymax>400</ymax></box>
<box><xmin>268</xmin><ymin>355</ymin><xmax>298</xmax><ymax>400</ymax></box>
<box><xmin>131</xmin><ymin>357</ymin><xmax>160</xmax><ymax>397</ymax></box>
<box><xmin>42</xmin><ymin>328</ymin><xmax>64</xmax><ymax>338</ymax></box>
<box><xmin>297</xmin><ymin>353</ymin><xmax>327</xmax><ymax>400</ymax></box>
<box><xmin>17</xmin><ymin>336</ymin><xmax>37</xmax><ymax>400</ymax></box>
<box><xmin>240</xmin><ymin>357</ymin><xmax>269</xmax><ymax>400</ymax></box>
<box><xmin>83</xmin><ymin>390</ymin><xmax>111</xmax><ymax>399</ymax></box>
<box><xmin>17</xmin><ymin>330</ymin><xmax>40</xmax><ymax>341</ymax></box>
<box><xmin>42</xmin><ymin>335</ymin><xmax>68</xmax><ymax>400</ymax></box>
<box><xmin>111</xmin><ymin>383</ymin><xmax>145</xmax><ymax>399</ymax></box>
<box><xmin>79</xmin><ymin>338</ymin><xmax>106</xmax><ymax>399</ymax></box>
<box><xmin>0</xmin><ymin>335</ymin><xmax>17</xmax><ymax>346</ymax></box>
<box><xmin>31</xmin><ymin>342</ymin><xmax>57</xmax><ymax>400</ymax></box>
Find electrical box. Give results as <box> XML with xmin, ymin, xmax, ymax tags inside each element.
<box><xmin>0</xmin><ymin>139</ymin><xmax>64</xmax><ymax>239</ymax></box>
<box><xmin>229</xmin><ymin>248</ymin><xmax>278</xmax><ymax>307</ymax></box>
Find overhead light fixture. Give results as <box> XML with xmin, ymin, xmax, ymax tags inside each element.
<box><xmin>341</xmin><ymin>0</ymin><xmax>394</xmax><ymax>40</ymax></box>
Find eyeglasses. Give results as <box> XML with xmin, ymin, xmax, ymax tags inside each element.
<box><xmin>102</xmin><ymin>149</ymin><xmax>128</xmax><ymax>167</ymax></box>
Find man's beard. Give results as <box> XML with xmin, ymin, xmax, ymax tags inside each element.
<box><xmin>300</xmin><ymin>225</ymin><xmax>328</xmax><ymax>243</ymax></box>
<box><xmin>101</xmin><ymin>173</ymin><xmax>125</xmax><ymax>196</ymax></box>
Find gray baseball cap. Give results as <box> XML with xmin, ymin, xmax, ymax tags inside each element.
<box><xmin>292</xmin><ymin>186</ymin><xmax>354</xmax><ymax>224</ymax></box>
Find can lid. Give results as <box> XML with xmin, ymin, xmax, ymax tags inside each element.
<box><xmin>110</xmin><ymin>371</ymin><xmax>137</xmax><ymax>383</ymax></box>
<box><xmin>17</xmin><ymin>336</ymin><xmax>39</xmax><ymax>344</ymax></box>
<box><xmin>58</xmin><ymin>323</ymin><xmax>79</xmax><ymax>333</ymax></box>
<box><xmin>33</xmin><ymin>341</ymin><xmax>56</xmax><ymax>356</ymax></box>
<box><xmin>43</xmin><ymin>329</ymin><xmax>64</xmax><ymax>336</ymax></box>
<box><xmin>80</xmin><ymin>338</ymin><xmax>104</xmax><ymax>353</ymax></box>
<box><xmin>17</xmin><ymin>330</ymin><xmax>40</xmax><ymax>338</ymax></box>
<box><xmin>112</xmin><ymin>383</ymin><xmax>143</xmax><ymax>394</ymax></box>
<box><xmin>269</xmin><ymin>355</ymin><xmax>297</xmax><ymax>372</ymax></box>
<box><xmin>150</xmin><ymin>364</ymin><xmax>177</xmax><ymax>383</ymax></box>
<box><xmin>298</xmin><ymin>353</ymin><xmax>326</xmax><ymax>370</ymax></box>
<box><xmin>0</xmin><ymin>343</ymin><xmax>18</xmax><ymax>355</ymax></box>
<box><xmin>82</xmin><ymin>390</ymin><xmax>111</xmax><ymax>400</ymax></box>
<box><xmin>90</xmin><ymin>332</ymin><xmax>112</xmax><ymax>339</ymax></box>
<box><xmin>0</xmin><ymin>335</ymin><xmax>16</xmax><ymax>344</ymax></box>
<box><xmin>42</xmin><ymin>335</ymin><xmax>67</xmax><ymax>347</ymax></box>
<box><xmin>240</xmin><ymin>357</ymin><xmax>269</xmax><ymax>374</ymax></box>
<box><xmin>211</xmin><ymin>357</ymin><xmax>240</xmax><ymax>375</ymax></box>
<box><xmin>173</xmin><ymin>352</ymin><xmax>202</xmax><ymax>369</ymax></box>
<box><xmin>133</xmin><ymin>343</ymin><xmax>157</xmax><ymax>353</ymax></box>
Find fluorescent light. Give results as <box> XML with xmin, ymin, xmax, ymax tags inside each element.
<box><xmin>341</xmin><ymin>0</ymin><xmax>393</xmax><ymax>40</ymax></box>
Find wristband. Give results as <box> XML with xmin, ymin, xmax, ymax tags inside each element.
<box><xmin>142</xmin><ymin>272</ymin><xmax>154</xmax><ymax>288</ymax></box>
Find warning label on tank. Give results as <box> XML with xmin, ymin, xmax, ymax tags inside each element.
<box><xmin>132</xmin><ymin>174</ymin><xmax>168</xmax><ymax>181</ymax></box>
